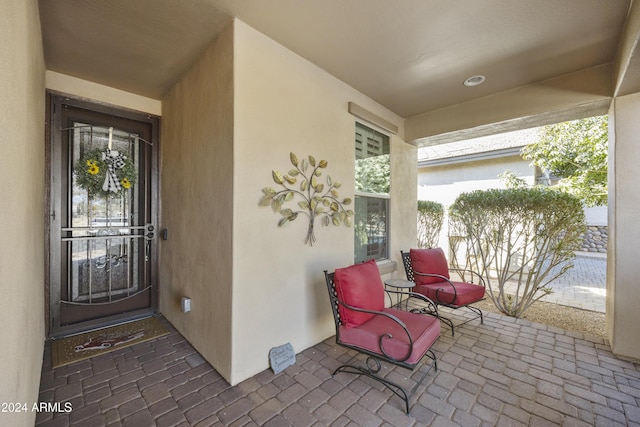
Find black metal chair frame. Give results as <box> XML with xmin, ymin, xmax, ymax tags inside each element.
<box><xmin>324</xmin><ymin>270</ymin><xmax>440</xmax><ymax>414</ymax></box>
<box><xmin>401</xmin><ymin>250</ymin><xmax>485</xmax><ymax>336</ymax></box>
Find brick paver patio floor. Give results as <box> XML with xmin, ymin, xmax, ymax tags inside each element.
<box><xmin>503</xmin><ymin>253</ymin><xmax>607</xmax><ymax>313</ymax></box>
<box><xmin>36</xmin><ymin>308</ymin><xmax>640</xmax><ymax>426</ymax></box>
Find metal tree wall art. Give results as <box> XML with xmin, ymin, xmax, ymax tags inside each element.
<box><xmin>259</xmin><ymin>152</ymin><xmax>353</xmax><ymax>246</ymax></box>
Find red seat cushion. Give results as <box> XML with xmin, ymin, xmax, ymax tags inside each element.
<box><xmin>410</xmin><ymin>248</ymin><xmax>450</xmax><ymax>286</ymax></box>
<box><xmin>339</xmin><ymin>308</ymin><xmax>440</xmax><ymax>365</ymax></box>
<box><xmin>414</xmin><ymin>281</ymin><xmax>485</xmax><ymax>306</ymax></box>
<box><xmin>333</xmin><ymin>259</ymin><xmax>385</xmax><ymax>328</ymax></box>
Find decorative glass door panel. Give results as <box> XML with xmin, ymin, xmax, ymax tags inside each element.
<box><xmin>48</xmin><ymin>95</ymin><xmax>158</xmax><ymax>334</ymax></box>
<box><xmin>66</xmin><ymin>124</ymin><xmax>144</xmax><ymax>303</ymax></box>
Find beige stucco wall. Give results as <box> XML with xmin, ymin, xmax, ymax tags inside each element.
<box><xmin>607</xmin><ymin>92</ymin><xmax>640</xmax><ymax>360</ymax></box>
<box><xmin>406</xmin><ymin>65</ymin><xmax>612</xmax><ymax>145</ymax></box>
<box><xmin>45</xmin><ymin>71</ymin><xmax>162</xmax><ymax>116</ymax></box>
<box><xmin>231</xmin><ymin>20</ymin><xmax>413</xmax><ymax>383</ymax></box>
<box><xmin>418</xmin><ymin>156</ymin><xmax>534</xmax><ymax>207</ymax></box>
<box><xmin>159</xmin><ymin>24</ymin><xmax>235</xmax><ymax>379</ymax></box>
<box><xmin>37</xmin><ymin>16</ymin><xmax>416</xmax><ymax>387</ymax></box>
<box><xmin>0</xmin><ymin>1</ymin><xmax>46</xmax><ymax>425</ymax></box>
<box><xmin>391</xmin><ymin>132</ymin><xmax>419</xmax><ymax>272</ymax></box>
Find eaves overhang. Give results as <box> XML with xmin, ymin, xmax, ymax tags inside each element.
<box><xmin>418</xmin><ymin>146</ymin><xmax>523</xmax><ymax>168</ymax></box>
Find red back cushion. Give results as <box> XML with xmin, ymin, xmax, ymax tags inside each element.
<box><xmin>333</xmin><ymin>259</ymin><xmax>385</xmax><ymax>328</ymax></box>
<box><xmin>410</xmin><ymin>248</ymin><xmax>450</xmax><ymax>286</ymax></box>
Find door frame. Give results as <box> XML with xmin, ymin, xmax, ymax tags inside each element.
<box><xmin>45</xmin><ymin>91</ymin><xmax>161</xmax><ymax>337</ymax></box>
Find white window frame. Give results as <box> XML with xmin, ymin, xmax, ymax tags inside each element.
<box><xmin>354</xmin><ymin>122</ymin><xmax>391</xmax><ymax>263</ymax></box>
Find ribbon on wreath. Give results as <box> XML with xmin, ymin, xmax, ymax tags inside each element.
<box><xmin>102</xmin><ymin>149</ymin><xmax>126</xmax><ymax>193</ymax></box>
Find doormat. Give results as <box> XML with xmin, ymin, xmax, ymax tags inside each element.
<box><xmin>51</xmin><ymin>316</ymin><xmax>169</xmax><ymax>368</ymax></box>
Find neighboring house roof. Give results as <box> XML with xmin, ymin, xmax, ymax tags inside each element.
<box><xmin>418</xmin><ymin>128</ymin><xmax>540</xmax><ymax>167</ymax></box>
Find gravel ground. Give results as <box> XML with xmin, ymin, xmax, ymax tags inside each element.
<box><xmin>474</xmin><ymin>297</ymin><xmax>606</xmax><ymax>338</ymax></box>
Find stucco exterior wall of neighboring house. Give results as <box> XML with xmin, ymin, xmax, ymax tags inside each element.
<box><xmin>418</xmin><ymin>150</ymin><xmax>535</xmax><ymax>205</ymax></box>
<box><xmin>0</xmin><ymin>1</ymin><xmax>46</xmax><ymax>425</ymax></box>
<box><xmin>417</xmin><ymin>129</ymin><xmax>608</xmax><ymax>253</ymax></box>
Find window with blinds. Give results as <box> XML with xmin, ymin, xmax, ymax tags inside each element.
<box><xmin>354</xmin><ymin>123</ymin><xmax>390</xmax><ymax>262</ymax></box>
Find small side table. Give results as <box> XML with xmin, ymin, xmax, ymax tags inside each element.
<box><xmin>384</xmin><ymin>279</ymin><xmax>414</xmax><ymax>310</ymax></box>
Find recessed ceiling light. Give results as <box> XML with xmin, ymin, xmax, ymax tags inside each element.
<box><xmin>464</xmin><ymin>75</ymin><xmax>486</xmax><ymax>87</ymax></box>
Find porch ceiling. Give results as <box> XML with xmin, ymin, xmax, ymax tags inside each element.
<box><xmin>39</xmin><ymin>0</ymin><xmax>633</xmax><ymax>119</ymax></box>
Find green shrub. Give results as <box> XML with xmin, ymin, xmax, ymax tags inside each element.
<box><xmin>417</xmin><ymin>200</ymin><xmax>444</xmax><ymax>248</ymax></box>
<box><xmin>448</xmin><ymin>187</ymin><xmax>586</xmax><ymax>317</ymax></box>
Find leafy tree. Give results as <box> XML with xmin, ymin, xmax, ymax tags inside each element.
<box><xmin>417</xmin><ymin>200</ymin><xmax>444</xmax><ymax>248</ymax></box>
<box><xmin>354</xmin><ymin>153</ymin><xmax>390</xmax><ymax>260</ymax></box>
<box><xmin>498</xmin><ymin>169</ymin><xmax>528</xmax><ymax>189</ymax></box>
<box><xmin>449</xmin><ymin>188</ymin><xmax>585</xmax><ymax>318</ymax></box>
<box><xmin>521</xmin><ymin>116</ymin><xmax>608</xmax><ymax>207</ymax></box>
<box><xmin>355</xmin><ymin>155</ymin><xmax>390</xmax><ymax>194</ymax></box>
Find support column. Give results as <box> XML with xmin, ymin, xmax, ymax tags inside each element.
<box><xmin>607</xmin><ymin>92</ymin><xmax>640</xmax><ymax>360</ymax></box>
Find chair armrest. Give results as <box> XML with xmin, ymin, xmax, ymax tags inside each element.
<box><xmin>412</xmin><ymin>271</ymin><xmax>457</xmax><ymax>290</ymax></box>
<box><xmin>406</xmin><ymin>291</ymin><xmax>440</xmax><ymax>318</ymax></box>
<box><xmin>384</xmin><ymin>289</ymin><xmax>440</xmax><ymax>318</ymax></box>
<box><xmin>335</xmin><ymin>299</ymin><xmax>414</xmax><ymax>363</ymax></box>
<box><xmin>448</xmin><ymin>268</ymin><xmax>486</xmax><ymax>287</ymax></box>
<box><xmin>412</xmin><ymin>271</ymin><xmax>458</xmax><ymax>305</ymax></box>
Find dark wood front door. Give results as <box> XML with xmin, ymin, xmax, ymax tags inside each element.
<box><xmin>47</xmin><ymin>94</ymin><xmax>159</xmax><ymax>336</ymax></box>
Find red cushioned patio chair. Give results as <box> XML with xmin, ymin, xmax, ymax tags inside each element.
<box><xmin>324</xmin><ymin>259</ymin><xmax>440</xmax><ymax>414</ymax></box>
<box><xmin>401</xmin><ymin>248</ymin><xmax>485</xmax><ymax>336</ymax></box>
